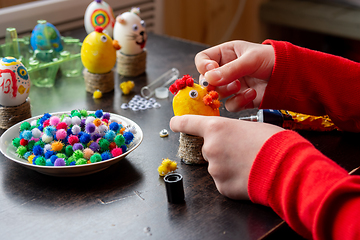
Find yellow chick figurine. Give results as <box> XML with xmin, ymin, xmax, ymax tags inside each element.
<box><xmin>169</xmin><ymin>75</ymin><xmax>220</xmax><ymax>116</ymax></box>
<box><xmin>81</xmin><ymin>26</ymin><xmax>121</xmax><ymax>74</ymax></box>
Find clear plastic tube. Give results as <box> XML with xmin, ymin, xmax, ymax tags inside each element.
<box><xmin>141</xmin><ymin>68</ymin><xmax>179</xmax><ymax>99</ymax></box>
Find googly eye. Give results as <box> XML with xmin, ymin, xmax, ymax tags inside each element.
<box><xmin>140</xmin><ymin>20</ymin><xmax>146</xmax><ymax>28</ymax></box>
<box><xmin>100</xmin><ymin>35</ymin><xmax>107</xmax><ymax>43</ymax></box>
<box><xmin>189</xmin><ymin>90</ymin><xmax>198</xmax><ymax>98</ymax></box>
<box><xmin>200</xmin><ymin>78</ymin><xmax>209</xmax><ymax>87</ymax></box>
<box><xmin>132</xmin><ymin>24</ymin><xmax>138</xmax><ymax>31</ymax></box>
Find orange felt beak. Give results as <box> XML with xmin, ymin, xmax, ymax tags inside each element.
<box><xmin>113</xmin><ymin>40</ymin><xmax>121</xmax><ymax>50</ymax></box>
<box><xmin>203</xmin><ymin>90</ymin><xmax>221</xmax><ymax>109</ymax></box>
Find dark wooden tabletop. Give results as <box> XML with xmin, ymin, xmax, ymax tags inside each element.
<box><xmin>1</xmin><ymin>28</ymin><xmax>359</xmax><ymax>240</ymax></box>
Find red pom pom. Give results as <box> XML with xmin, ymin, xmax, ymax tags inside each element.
<box><xmin>111</xmin><ymin>147</ymin><xmax>123</xmax><ymax>157</ymax></box>
<box><xmin>185</xmin><ymin>77</ymin><xmax>194</xmax><ymax>87</ymax></box>
<box><xmin>109</xmin><ymin>141</ymin><xmax>117</xmax><ymax>151</ymax></box>
<box><xmin>203</xmin><ymin>95</ymin><xmax>213</xmax><ymax>105</ymax></box>
<box><xmin>209</xmin><ymin>90</ymin><xmax>219</xmax><ymax>99</ymax></box>
<box><xmin>95</xmin><ymin>26</ymin><xmax>104</xmax><ymax>33</ymax></box>
<box><xmin>211</xmin><ymin>99</ymin><xmax>221</xmax><ymax>109</ymax></box>
<box><xmin>169</xmin><ymin>84</ymin><xmax>177</xmax><ymax>94</ymax></box>
<box><xmin>68</xmin><ymin>135</ymin><xmax>79</xmax><ymax>145</ymax></box>
<box><xmin>175</xmin><ymin>78</ymin><xmax>186</xmax><ymax>90</ymax></box>
<box><xmin>43</xmin><ymin>119</ymin><xmax>50</xmax><ymax>127</ymax></box>
<box><xmin>20</xmin><ymin>139</ymin><xmax>28</xmax><ymax>146</ymax></box>
<box><xmin>56</xmin><ymin>122</ymin><xmax>68</xmax><ymax>130</ymax></box>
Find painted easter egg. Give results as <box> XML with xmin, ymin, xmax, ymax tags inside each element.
<box><xmin>0</xmin><ymin>57</ymin><xmax>30</xmax><ymax>106</ymax></box>
<box><xmin>81</xmin><ymin>27</ymin><xmax>120</xmax><ymax>74</ymax></box>
<box><xmin>84</xmin><ymin>0</ymin><xmax>115</xmax><ymax>38</ymax></box>
<box><xmin>113</xmin><ymin>7</ymin><xmax>147</xmax><ymax>55</ymax></box>
<box><xmin>30</xmin><ymin>20</ymin><xmax>63</xmax><ymax>52</ymax></box>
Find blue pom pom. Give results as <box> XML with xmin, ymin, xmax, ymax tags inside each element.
<box><xmin>120</xmin><ymin>145</ymin><xmax>127</xmax><ymax>152</ymax></box>
<box><xmin>33</xmin><ymin>156</ymin><xmax>38</xmax><ymax>165</ymax></box>
<box><xmin>77</xmin><ymin>131</ymin><xmax>84</xmax><ymax>138</ymax></box>
<box><xmin>109</xmin><ymin>122</ymin><xmax>119</xmax><ymax>132</ymax></box>
<box><xmin>67</xmin><ymin>128</ymin><xmax>73</xmax><ymax>135</ymax></box>
<box><xmin>95</xmin><ymin>109</ymin><xmax>103</xmax><ymax>118</ymax></box>
<box><xmin>44</xmin><ymin>126</ymin><xmax>56</xmax><ymax>136</ymax></box>
<box><xmin>33</xmin><ymin>145</ymin><xmax>44</xmax><ymax>156</ymax></box>
<box><xmin>38</xmin><ymin>125</ymin><xmax>44</xmax><ymax>131</ymax></box>
<box><xmin>43</xmin><ymin>113</ymin><xmax>52</xmax><ymax>119</ymax></box>
<box><xmin>46</xmin><ymin>159</ymin><xmax>54</xmax><ymax>166</ymax></box>
<box><xmin>123</xmin><ymin>132</ymin><xmax>134</xmax><ymax>144</ymax></box>
<box><xmin>45</xmin><ymin>150</ymin><xmax>55</xmax><ymax>159</ymax></box>
<box><xmin>101</xmin><ymin>151</ymin><xmax>112</xmax><ymax>160</ymax></box>
<box><xmin>50</xmin><ymin>155</ymin><xmax>58</xmax><ymax>164</ymax></box>
<box><xmin>23</xmin><ymin>151</ymin><xmax>32</xmax><ymax>159</ymax></box>
<box><xmin>104</xmin><ymin>130</ymin><xmax>116</xmax><ymax>141</ymax></box>
<box><xmin>69</xmin><ymin>161</ymin><xmax>76</xmax><ymax>166</ymax></box>
<box><xmin>22</xmin><ymin>130</ymin><xmax>33</xmax><ymax>140</ymax></box>
<box><xmin>79</xmin><ymin>133</ymin><xmax>91</xmax><ymax>144</ymax></box>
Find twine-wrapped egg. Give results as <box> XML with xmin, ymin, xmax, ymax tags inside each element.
<box><xmin>0</xmin><ymin>57</ymin><xmax>30</xmax><ymax>106</ymax></box>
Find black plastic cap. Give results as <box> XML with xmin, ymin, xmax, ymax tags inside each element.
<box><xmin>164</xmin><ymin>173</ymin><xmax>185</xmax><ymax>203</ymax></box>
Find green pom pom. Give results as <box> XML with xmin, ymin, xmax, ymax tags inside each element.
<box><xmin>56</xmin><ymin>153</ymin><xmax>66</xmax><ymax>159</ymax></box>
<box><xmin>71</xmin><ymin>109</ymin><xmax>79</xmax><ymax>115</ymax></box>
<box><xmin>12</xmin><ymin>138</ymin><xmax>21</xmax><ymax>147</ymax></box>
<box><xmin>90</xmin><ymin>153</ymin><xmax>102</xmax><ymax>163</ymax></box>
<box><xmin>98</xmin><ymin>139</ymin><xmax>109</xmax><ymax>152</ymax></box>
<box><xmin>76</xmin><ymin>158</ymin><xmax>87</xmax><ymax>165</ymax></box>
<box><xmin>65</xmin><ymin>145</ymin><xmax>74</xmax><ymax>156</ymax></box>
<box><xmin>20</xmin><ymin>122</ymin><xmax>31</xmax><ymax>131</ymax></box>
<box><xmin>73</xmin><ymin>150</ymin><xmax>84</xmax><ymax>159</ymax></box>
<box><xmin>88</xmin><ymin>113</ymin><xmax>96</xmax><ymax>117</ymax></box>
<box><xmin>80</xmin><ymin>109</ymin><xmax>88</xmax><ymax>117</ymax></box>
<box><xmin>26</xmin><ymin>140</ymin><xmax>35</xmax><ymax>151</ymax></box>
<box><xmin>114</xmin><ymin>135</ymin><xmax>125</xmax><ymax>147</ymax></box>
<box><xmin>72</xmin><ymin>112</ymin><xmax>82</xmax><ymax>118</ymax></box>
<box><xmin>16</xmin><ymin>146</ymin><xmax>27</xmax><ymax>156</ymax></box>
<box><xmin>35</xmin><ymin>156</ymin><xmax>46</xmax><ymax>166</ymax></box>
<box><xmin>34</xmin><ymin>140</ymin><xmax>45</xmax><ymax>147</ymax></box>
<box><xmin>66</xmin><ymin>156</ymin><xmax>75</xmax><ymax>165</ymax></box>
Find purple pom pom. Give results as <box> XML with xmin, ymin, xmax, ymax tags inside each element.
<box><xmin>91</xmin><ymin>133</ymin><xmax>101</xmax><ymax>141</ymax></box>
<box><xmin>102</xmin><ymin>112</ymin><xmax>110</xmax><ymax>120</ymax></box>
<box><xmin>54</xmin><ymin>158</ymin><xmax>66</xmax><ymax>166</ymax></box>
<box><xmin>73</xmin><ymin>143</ymin><xmax>84</xmax><ymax>151</ymax></box>
<box><xmin>85</xmin><ymin>123</ymin><xmax>96</xmax><ymax>133</ymax></box>
<box><xmin>89</xmin><ymin>142</ymin><xmax>100</xmax><ymax>152</ymax></box>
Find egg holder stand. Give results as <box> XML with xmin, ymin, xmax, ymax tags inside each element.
<box><xmin>83</xmin><ymin>68</ymin><xmax>114</xmax><ymax>94</ymax></box>
<box><xmin>116</xmin><ymin>49</ymin><xmax>147</xmax><ymax>77</ymax></box>
<box><xmin>0</xmin><ymin>28</ymin><xmax>83</xmax><ymax>88</ymax></box>
<box><xmin>177</xmin><ymin>132</ymin><xmax>207</xmax><ymax>165</ymax></box>
<box><xmin>0</xmin><ymin>98</ymin><xmax>31</xmax><ymax>129</ymax></box>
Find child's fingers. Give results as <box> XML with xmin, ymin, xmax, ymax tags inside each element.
<box><xmin>224</xmin><ymin>88</ymin><xmax>257</xmax><ymax>112</ymax></box>
<box><xmin>214</xmin><ymin>80</ymin><xmax>241</xmax><ymax>99</ymax></box>
<box><xmin>170</xmin><ymin>115</ymin><xmax>222</xmax><ymax>137</ymax></box>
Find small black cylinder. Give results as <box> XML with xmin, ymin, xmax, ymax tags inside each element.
<box><xmin>164</xmin><ymin>173</ymin><xmax>185</xmax><ymax>203</ymax></box>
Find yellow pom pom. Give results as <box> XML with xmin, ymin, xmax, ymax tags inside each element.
<box><xmin>28</xmin><ymin>154</ymin><xmax>35</xmax><ymax>164</ymax></box>
<box><xmin>93</xmin><ymin>90</ymin><xmax>102</xmax><ymax>99</ymax></box>
<box><xmin>157</xmin><ymin>158</ymin><xmax>177</xmax><ymax>176</ymax></box>
<box><xmin>120</xmin><ymin>81</ymin><xmax>135</xmax><ymax>95</ymax></box>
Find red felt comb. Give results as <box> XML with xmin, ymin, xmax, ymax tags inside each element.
<box><xmin>169</xmin><ymin>75</ymin><xmax>194</xmax><ymax>95</ymax></box>
<box><xmin>95</xmin><ymin>26</ymin><xmax>104</xmax><ymax>33</ymax></box>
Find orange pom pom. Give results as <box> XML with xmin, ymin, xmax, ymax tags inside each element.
<box><xmin>93</xmin><ymin>118</ymin><xmax>102</xmax><ymax>127</ymax></box>
<box><xmin>51</xmin><ymin>141</ymin><xmax>64</xmax><ymax>152</ymax></box>
<box><xmin>203</xmin><ymin>95</ymin><xmax>213</xmax><ymax>105</ymax></box>
<box><xmin>209</xmin><ymin>90</ymin><xmax>219</xmax><ymax>99</ymax></box>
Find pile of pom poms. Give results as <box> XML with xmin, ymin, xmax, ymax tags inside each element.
<box><xmin>12</xmin><ymin>109</ymin><xmax>136</xmax><ymax>166</ymax></box>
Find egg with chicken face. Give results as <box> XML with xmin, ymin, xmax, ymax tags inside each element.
<box><xmin>170</xmin><ymin>75</ymin><xmax>220</xmax><ymax>116</ymax></box>
<box><xmin>0</xmin><ymin>57</ymin><xmax>30</xmax><ymax>106</ymax></box>
<box><xmin>81</xmin><ymin>27</ymin><xmax>120</xmax><ymax>74</ymax></box>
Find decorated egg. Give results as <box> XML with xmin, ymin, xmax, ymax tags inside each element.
<box><xmin>30</xmin><ymin>20</ymin><xmax>63</xmax><ymax>52</ymax></box>
<box><xmin>81</xmin><ymin>27</ymin><xmax>120</xmax><ymax>74</ymax></box>
<box><xmin>84</xmin><ymin>0</ymin><xmax>115</xmax><ymax>38</ymax></box>
<box><xmin>0</xmin><ymin>57</ymin><xmax>30</xmax><ymax>106</ymax></box>
<box><xmin>113</xmin><ymin>7</ymin><xmax>147</xmax><ymax>55</ymax></box>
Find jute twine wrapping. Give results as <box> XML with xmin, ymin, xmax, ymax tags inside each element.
<box><xmin>83</xmin><ymin>68</ymin><xmax>114</xmax><ymax>93</ymax></box>
<box><xmin>116</xmin><ymin>50</ymin><xmax>147</xmax><ymax>77</ymax></box>
<box><xmin>178</xmin><ymin>132</ymin><xmax>207</xmax><ymax>165</ymax></box>
<box><xmin>0</xmin><ymin>98</ymin><xmax>31</xmax><ymax>129</ymax></box>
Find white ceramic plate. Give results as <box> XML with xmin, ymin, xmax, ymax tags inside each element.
<box><xmin>0</xmin><ymin>111</ymin><xmax>143</xmax><ymax>177</ymax></box>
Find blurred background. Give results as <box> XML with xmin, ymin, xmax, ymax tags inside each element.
<box><xmin>1</xmin><ymin>0</ymin><xmax>360</xmax><ymax>61</ymax></box>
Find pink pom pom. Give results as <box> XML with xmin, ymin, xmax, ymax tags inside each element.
<box><xmin>49</xmin><ymin>116</ymin><xmax>60</xmax><ymax>126</ymax></box>
<box><xmin>111</xmin><ymin>147</ymin><xmax>123</xmax><ymax>157</ymax></box>
<box><xmin>56</xmin><ymin>129</ymin><xmax>67</xmax><ymax>140</ymax></box>
<box><xmin>68</xmin><ymin>135</ymin><xmax>79</xmax><ymax>145</ymax></box>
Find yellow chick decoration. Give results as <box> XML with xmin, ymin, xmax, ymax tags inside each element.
<box><xmin>81</xmin><ymin>26</ymin><xmax>121</xmax><ymax>74</ymax></box>
<box><xmin>169</xmin><ymin>75</ymin><xmax>220</xmax><ymax>116</ymax></box>
<box><xmin>158</xmin><ymin>158</ymin><xmax>178</xmax><ymax>177</ymax></box>
<box><xmin>120</xmin><ymin>80</ymin><xmax>135</xmax><ymax>95</ymax></box>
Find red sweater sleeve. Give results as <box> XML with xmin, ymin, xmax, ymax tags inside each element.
<box><xmin>248</xmin><ymin>130</ymin><xmax>360</xmax><ymax>240</ymax></box>
<box><xmin>249</xmin><ymin>41</ymin><xmax>360</xmax><ymax>239</ymax></box>
<box><xmin>260</xmin><ymin>40</ymin><xmax>360</xmax><ymax>132</ymax></box>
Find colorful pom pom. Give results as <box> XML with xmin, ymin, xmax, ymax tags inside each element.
<box><xmin>111</xmin><ymin>147</ymin><xmax>123</xmax><ymax>157</ymax></box>
<box><xmin>54</xmin><ymin>158</ymin><xmax>66</xmax><ymax>166</ymax></box>
<box><xmin>85</xmin><ymin>123</ymin><xmax>96</xmax><ymax>134</ymax></box>
<box><xmin>56</xmin><ymin>129</ymin><xmax>67</xmax><ymax>140</ymax></box>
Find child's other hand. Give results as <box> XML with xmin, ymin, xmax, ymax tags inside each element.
<box><xmin>195</xmin><ymin>41</ymin><xmax>274</xmax><ymax>112</ymax></box>
<box><xmin>170</xmin><ymin>115</ymin><xmax>283</xmax><ymax>200</ymax></box>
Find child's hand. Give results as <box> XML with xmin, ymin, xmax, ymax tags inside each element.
<box><xmin>170</xmin><ymin>115</ymin><xmax>283</xmax><ymax>200</ymax></box>
<box><xmin>195</xmin><ymin>41</ymin><xmax>275</xmax><ymax>112</ymax></box>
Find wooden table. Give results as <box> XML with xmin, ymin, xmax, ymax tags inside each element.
<box><xmin>1</xmin><ymin>28</ymin><xmax>359</xmax><ymax>240</ymax></box>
